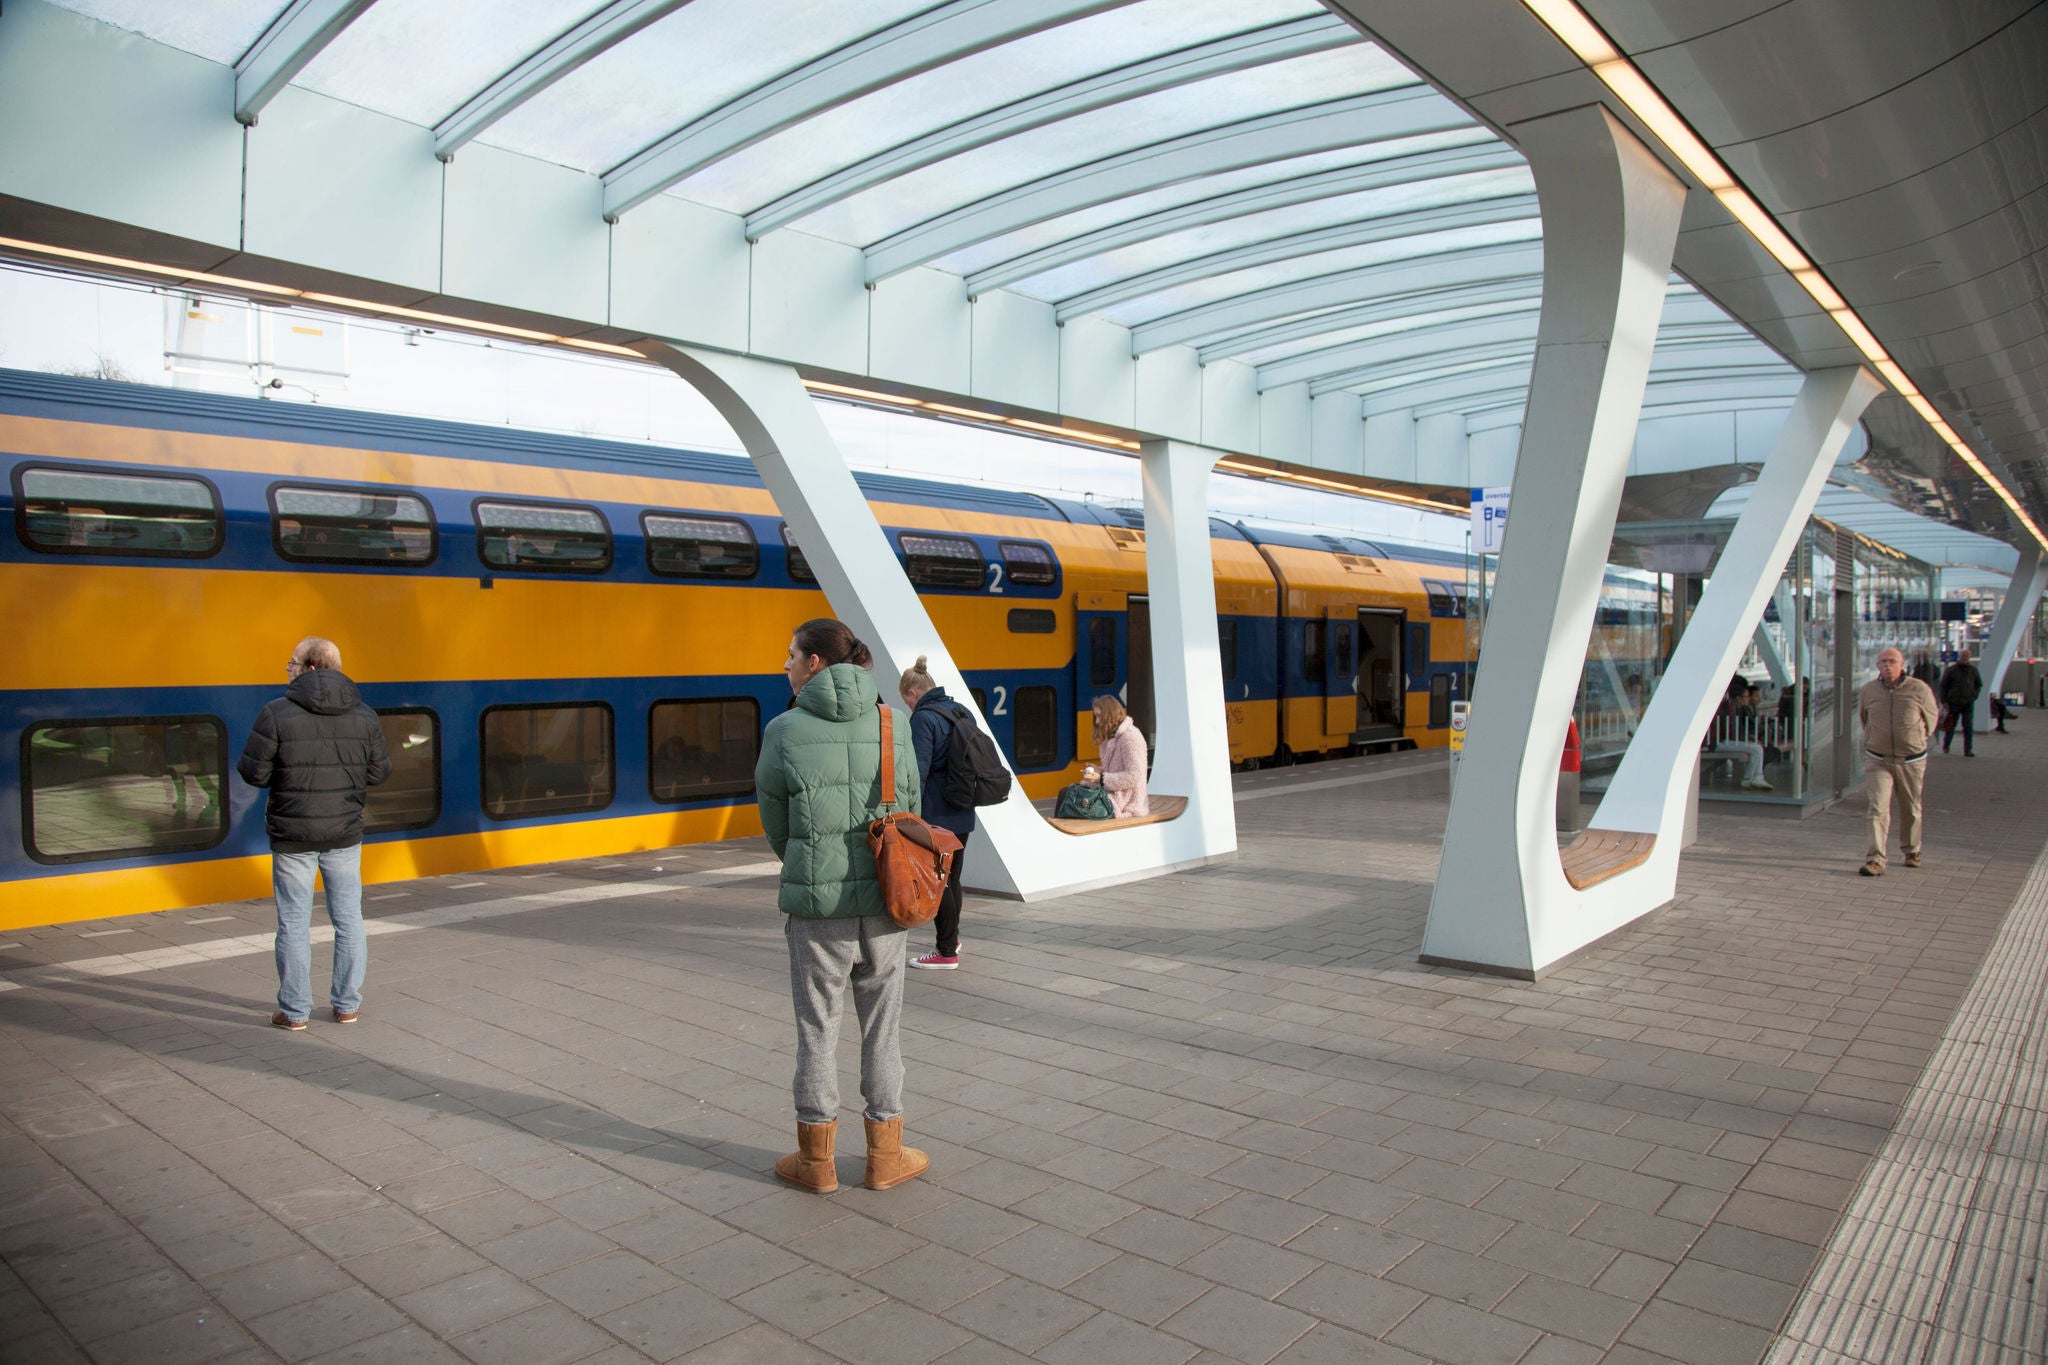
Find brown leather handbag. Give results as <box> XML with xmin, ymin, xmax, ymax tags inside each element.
<box><xmin>868</xmin><ymin>706</ymin><xmax>963</xmax><ymax>929</ymax></box>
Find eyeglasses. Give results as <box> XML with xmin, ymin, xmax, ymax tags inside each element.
<box><xmin>286</xmin><ymin>659</ymin><xmax>304</xmax><ymax>672</ymax></box>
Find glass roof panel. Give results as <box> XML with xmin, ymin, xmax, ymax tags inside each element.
<box><xmin>295</xmin><ymin>0</ymin><xmax>612</xmax><ymax>129</ymax></box>
<box><xmin>800</xmin><ymin>46</ymin><xmax>1420</xmax><ymax>248</ymax></box>
<box><xmin>937</xmin><ymin>128</ymin><xmax>1496</xmax><ymax>283</ymax></box>
<box><xmin>1236</xmin><ymin>301</ymin><xmax>1546</xmax><ymax>368</ymax></box>
<box><xmin>482</xmin><ymin>0</ymin><xmax>938</xmax><ymax>172</ymax></box>
<box><xmin>50</xmin><ymin>0</ymin><xmax>276</xmax><ymax>63</ymax></box>
<box><xmin>678</xmin><ymin>0</ymin><xmax>1333</xmax><ymax>215</ymax></box>
<box><xmin>1016</xmin><ymin>166</ymin><xmax>1536</xmax><ymax>302</ymax></box>
<box><xmin>1093</xmin><ymin>219</ymin><xmax>1545</xmax><ymax>327</ymax></box>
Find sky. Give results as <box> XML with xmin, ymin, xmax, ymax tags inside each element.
<box><xmin>0</xmin><ymin>261</ymin><xmax>1472</xmax><ymax>552</ymax></box>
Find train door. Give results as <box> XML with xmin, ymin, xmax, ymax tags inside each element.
<box><xmin>1354</xmin><ymin>608</ymin><xmax>1406</xmax><ymax>744</ymax></box>
<box><xmin>1127</xmin><ymin>596</ymin><xmax>1157</xmax><ymax>752</ymax></box>
<box><xmin>1075</xmin><ymin>591</ymin><xmax>1127</xmax><ymax>759</ymax></box>
<box><xmin>1324</xmin><ymin>606</ymin><xmax>1357</xmax><ymax>737</ymax></box>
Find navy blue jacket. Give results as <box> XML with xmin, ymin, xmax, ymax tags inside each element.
<box><xmin>909</xmin><ymin>688</ymin><xmax>978</xmax><ymax>838</ymax></box>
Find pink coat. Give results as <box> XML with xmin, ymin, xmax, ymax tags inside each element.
<box><xmin>1098</xmin><ymin>718</ymin><xmax>1149</xmax><ymax>818</ymax></box>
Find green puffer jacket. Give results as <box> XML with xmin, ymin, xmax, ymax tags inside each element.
<box><xmin>756</xmin><ymin>663</ymin><xmax>921</xmax><ymax>918</ymax></box>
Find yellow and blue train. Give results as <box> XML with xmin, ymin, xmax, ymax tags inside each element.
<box><xmin>2</xmin><ymin>368</ymin><xmax>1474</xmax><ymax>931</ymax></box>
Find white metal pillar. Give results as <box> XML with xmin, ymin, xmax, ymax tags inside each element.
<box><xmin>1976</xmin><ymin>542</ymin><xmax>2047</xmax><ymax>731</ymax></box>
<box><xmin>1421</xmin><ymin>105</ymin><xmax>1687</xmax><ymax>977</ymax></box>
<box><xmin>638</xmin><ymin>342</ymin><xmax>1234</xmax><ymax>899</ymax></box>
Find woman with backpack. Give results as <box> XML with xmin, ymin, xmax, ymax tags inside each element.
<box><xmin>755</xmin><ymin>618</ymin><xmax>929</xmax><ymax>1194</ymax></box>
<box><xmin>900</xmin><ymin>656</ymin><xmax>978</xmax><ymax>971</ymax></box>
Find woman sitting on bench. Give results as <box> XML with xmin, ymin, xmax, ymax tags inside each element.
<box><xmin>1090</xmin><ymin>695</ymin><xmax>1150</xmax><ymax>818</ymax></box>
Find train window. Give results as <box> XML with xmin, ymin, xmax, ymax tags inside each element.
<box><xmin>650</xmin><ymin>698</ymin><xmax>760</xmax><ymax>802</ymax></box>
<box><xmin>273</xmin><ymin>484</ymin><xmax>435</xmax><ymax>565</ymax></box>
<box><xmin>1218</xmin><ymin>618</ymin><xmax>1239</xmax><ymax>684</ymax></box>
<box><xmin>781</xmin><ymin>524</ymin><xmax>816</xmax><ymax>584</ymax></box>
<box><xmin>366</xmin><ymin>709</ymin><xmax>439</xmax><ymax>833</ymax></box>
<box><xmin>1430</xmin><ymin>675</ymin><xmax>1452</xmax><ymax>728</ymax></box>
<box><xmin>480</xmin><ymin>703</ymin><xmax>614</xmax><ymax>820</ymax></box>
<box><xmin>1303</xmin><ymin>620</ymin><xmax>1326</xmax><ymax>682</ymax></box>
<box><xmin>645</xmin><ymin>513</ymin><xmax>758</xmax><ymax>579</ymax></box>
<box><xmin>1012</xmin><ymin>686</ymin><xmax>1058</xmax><ymax>768</ymax></box>
<box><xmin>474</xmin><ymin>501</ymin><xmax>611</xmax><ymax>572</ymax></box>
<box><xmin>970</xmin><ymin>688</ymin><xmax>988</xmax><ymax>716</ymax></box>
<box><xmin>16</xmin><ymin>465</ymin><xmax>222</xmax><ymax>558</ymax></box>
<box><xmin>1423</xmin><ymin>579</ymin><xmax>1467</xmax><ymax>618</ymax></box>
<box><xmin>1088</xmin><ymin>618</ymin><xmax>1117</xmax><ymax>686</ymax></box>
<box><xmin>1333</xmin><ymin>622</ymin><xmax>1354</xmax><ymax>678</ymax></box>
<box><xmin>898</xmin><ymin>533</ymin><xmax>983</xmax><ymax>590</ymax></box>
<box><xmin>998</xmin><ymin>540</ymin><xmax>1057</xmax><ymax>587</ymax></box>
<box><xmin>1008</xmin><ymin>608</ymin><xmax>1056</xmax><ymax>634</ymax></box>
<box><xmin>22</xmin><ymin>716</ymin><xmax>227</xmax><ymax>863</ymax></box>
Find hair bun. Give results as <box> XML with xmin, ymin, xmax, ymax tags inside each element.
<box><xmin>914</xmin><ymin>654</ymin><xmax>928</xmax><ymax>670</ymax></box>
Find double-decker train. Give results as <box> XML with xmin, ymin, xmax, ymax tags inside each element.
<box><xmin>2</xmin><ymin>368</ymin><xmax>1478</xmax><ymax>930</ymax></box>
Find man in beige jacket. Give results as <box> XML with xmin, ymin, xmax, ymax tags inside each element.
<box><xmin>1857</xmin><ymin>646</ymin><xmax>1939</xmax><ymax>876</ymax></box>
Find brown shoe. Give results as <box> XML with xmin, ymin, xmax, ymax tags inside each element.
<box><xmin>774</xmin><ymin>1120</ymin><xmax>838</xmax><ymax>1194</ymax></box>
<box><xmin>333</xmin><ymin>1009</ymin><xmax>359</xmax><ymax>1024</ymax></box>
<box><xmin>1859</xmin><ymin>860</ymin><xmax>1884</xmax><ymax>877</ymax></box>
<box><xmin>1902</xmin><ymin>852</ymin><xmax>1921</xmax><ymax>868</ymax></box>
<box><xmin>862</xmin><ymin>1116</ymin><xmax>930</xmax><ymax>1191</ymax></box>
<box><xmin>270</xmin><ymin>1011</ymin><xmax>307</xmax><ymax>1031</ymax></box>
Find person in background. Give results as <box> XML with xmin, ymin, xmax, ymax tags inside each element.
<box><xmin>755</xmin><ymin>618</ymin><xmax>929</xmax><ymax>1195</ymax></box>
<box><xmin>1709</xmin><ymin>675</ymin><xmax>1772</xmax><ymax>792</ymax></box>
<box><xmin>1089</xmin><ymin>695</ymin><xmax>1150</xmax><ymax>818</ymax></box>
<box><xmin>1939</xmin><ymin>649</ymin><xmax>1984</xmax><ymax>756</ymax></box>
<box><xmin>238</xmin><ymin>636</ymin><xmax>390</xmax><ymax>1030</ymax></box>
<box><xmin>899</xmin><ymin>656</ymin><xmax>975</xmax><ymax>971</ymax></box>
<box><xmin>1858</xmin><ymin>646</ymin><xmax>1938</xmax><ymax>876</ymax></box>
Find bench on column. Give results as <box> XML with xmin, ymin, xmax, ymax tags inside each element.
<box><xmin>1046</xmin><ymin>794</ymin><xmax>1189</xmax><ymax>836</ymax></box>
<box><xmin>1560</xmin><ymin>828</ymin><xmax>1656</xmax><ymax>890</ymax></box>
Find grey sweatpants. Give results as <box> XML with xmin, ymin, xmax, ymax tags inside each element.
<box><xmin>784</xmin><ymin>914</ymin><xmax>908</xmax><ymax>1125</ymax></box>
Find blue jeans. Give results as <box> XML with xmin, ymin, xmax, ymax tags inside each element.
<box><xmin>273</xmin><ymin>845</ymin><xmax>365</xmax><ymax>1020</ymax></box>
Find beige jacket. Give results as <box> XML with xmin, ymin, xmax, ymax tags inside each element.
<box><xmin>1097</xmin><ymin>717</ymin><xmax>1150</xmax><ymax>818</ymax></box>
<box><xmin>1858</xmin><ymin>674</ymin><xmax>1938</xmax><ymax>760</ymax></box>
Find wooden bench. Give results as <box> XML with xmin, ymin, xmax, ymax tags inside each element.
<box><xmin>1559</xmin><ymin>828</ymin><xmax>1655</xmax><ymax>890</ymax></box>
<box><xmin>1046</xmin><ymin>794</ymin><xmax>1189</xmax><ymax>836</ymax></box>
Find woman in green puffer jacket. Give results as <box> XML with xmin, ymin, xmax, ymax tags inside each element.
<box><xmin>755</xmin><ymin>618</ymin><xmax>929</xmax><ymax>1196</ymax></box>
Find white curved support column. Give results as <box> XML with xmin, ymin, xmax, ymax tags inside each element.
<box><xmin>1976</xmin><ymin>542</ymin><xmax>2046</xmax><ymax>731</ymax></box>
<box><xmin>638</xmin><ymin>342</ymin><xmax>1235</xmax><ymax>899</ymax></box>
<box><xmin>1420</xmin><ymin>104</ymin><xmax>1686</xmax><ymax>978</ymax></box>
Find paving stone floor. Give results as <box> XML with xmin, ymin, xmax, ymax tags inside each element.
<box><xmin>3</xmin><ymin>723</ymin><xmax>2044</xmax><ymax>1365</ymax></box>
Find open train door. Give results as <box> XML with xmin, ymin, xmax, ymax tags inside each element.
<box><xmin>1354</xmin><ymin>608</ymin><xmax>1407</xmax><ymax>749</ymax></box>
<box><xmin>1324</xmin><ymin>605</ymin><xmax>1358</xmax><ymax>737</ymax></box>
<box><xmin>1127</xmin><ymin>595</ymin><xmax>1157</xmax><ymax>753</ymax></box>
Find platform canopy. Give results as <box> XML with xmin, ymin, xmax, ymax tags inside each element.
<box><xmin>2</xmin><ymin>0</ymin><xmax>2041</xmax><ymax>567</ymax></box>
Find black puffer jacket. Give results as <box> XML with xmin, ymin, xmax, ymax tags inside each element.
<box><xmin>237</xmin><ymin>670</ymin><xmax>391</xmax><ymax>852</ymax></box>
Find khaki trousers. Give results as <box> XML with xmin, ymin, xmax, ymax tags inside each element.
<box><xmin>1864</xmin><ymin>753</ymin><xmax>1926</xmax><ymax>869</ymax></box>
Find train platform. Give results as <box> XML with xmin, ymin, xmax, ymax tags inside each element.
<box><xmin>3</xmin><ymin>730</ymin><xmax>2045</xmax><ymax>1365</ymax></box>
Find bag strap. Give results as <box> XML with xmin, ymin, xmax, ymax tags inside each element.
<box><xmin>878</xmin><ymin>705</ymin><xmax>896</xmax><ymax>806</ymax></box>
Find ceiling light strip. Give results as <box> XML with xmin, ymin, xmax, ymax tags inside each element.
<box><xmin>1518</xmin><ymin>0</ymin><xmax>2047</xmax><ymax>549</ymax></box>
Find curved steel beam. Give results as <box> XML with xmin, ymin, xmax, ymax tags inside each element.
<box><xmin>1055</xmin><ymin>189</ymin><xmax>1536</xmax><ymax>324</ymax></box>
<box><xmin>1320</xmin><ymin>328</ymin><xmax>1762</xmax><ymax>403</ymax></box>
<box><xmin>1260</xmin><ymin>310</ymin><xmax>1548</xmax><ymax>391</ymax></box>
<box><xmin>864</xmin><ymin>86</ymin><xmax>1472</xmax><ymax>284</ymax></box>
<box><xmin>963</xmin><ymin>139</ymin><xmax>1512</xmax><ymax>297</ymax></box>
<box><xmin>1396</xmin><ymin>371</ymin><xmax>1805</xmax><ymax>422</ymax></box>
<box><xmin>235</xmin><ymin>0</ymin><xmax>379</xmax><ymax>125</ymax></box>
<box><xmin>434</xmin><ymin>0</ymin><xmax>695</xmax><ymax>160</ymax></box>
<box><xmin>1139</xmin><ymin>240</ymin><xmax>1541</xmax><ymax>359</ymax></box>
<box><xmin>1196</xmin><ymin>277</ymin><xmax>1544</xmax><ymax>364</ymax></box>
<box><xmin>604</xmin><ymin>0</ymin><xmax>1136</xmax><ymax>221</ymax></box>
<box><xmin>742</xmin><ymin>13</ymin><xmax>1356</xmax><ymax>240</ymax></box>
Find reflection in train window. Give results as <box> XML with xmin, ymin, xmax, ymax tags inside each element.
<box><xmin>899</xmin><ymin>533</ymin><xmax>983</xmax><ymax>590</ymax></box>
<box><xmin>781</xmin><ymin>524</ymin><xmax>816</xmax><ymax>584</ymax></box>
<box><xmin>16</xmin><ymin>465</ymin><xmax>223</xmax><ymax>558</ymax></box>
<box><xmin>23</xmin><ymin>716</ymin><xmax>227</xmax><ymax>863</ymax></box>
<box><xmin>1089</xmin><ymin>617</ymin><xmax>1117</xmax><ymax>686</ymax></box>
<box><xmin>475</xmin><ymin>501</ymin><xmax>611</xmax><ymax>572</ymax></box>
<box><xmin>274</xmin><ymin>485</ymin><xmax>436</xmax><ymax>565</ymax></box>
<box><xmin>650</xmin><ymin>698</ymin><xmax>760</xmax><ymax>802</ymax></box>
<box><xmin>1218</xmin><ymin>618</ymin><xmax>1239</xmax><ymax>684</ymax></box>
<box><xmin>1012</xmin><ymin>686</ymin><xmax>1058</xmax><ymax>769</ymax></box>
<box><xmin>645</xmin><ymin>514</ymin><xmax>758</xmax><ymax>579</ymax></box>
<box><xmin>481</xmin><ymin>703</ymin><xmax>614</xmax><ymax>819</ymax></box>
<box><xmin>998</xmin><ymin>540</ymin><xmax>1057</xmax><ymax>586</ymax></box>
<box><xmin>368</xmin><ymin>709</ymin><xmax>439</xmax><ymax>833</ymax></box>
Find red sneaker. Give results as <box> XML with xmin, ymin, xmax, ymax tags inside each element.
<box><xmin>908</xmin><ymin>950</ymin><xmax>959</xmax><ymax>970</ymax></box>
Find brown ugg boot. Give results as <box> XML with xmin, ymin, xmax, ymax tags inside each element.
<box><xmin>862</xmin><ymin>1116</ymin><xmax>929</xmax><ymax>1191</ymax></box>
<box><xmin>774</xmin><ymin>1120</ymin><xmax>838</xmax><ymax>1193</ymax></box>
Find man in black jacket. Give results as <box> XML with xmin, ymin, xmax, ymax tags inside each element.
<box><xmin>238</xmin><ymin>637</ymin><xmax>389</xmax><ymax>1030</ymax></box>
<box><xmin>1938</xmin><ymin>649</ymin><xmax>1984</xmax><ymax>757</ymax></box>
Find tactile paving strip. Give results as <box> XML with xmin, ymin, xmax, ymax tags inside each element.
<box><xmin>1767</xmin><ymin>848</ymin><xmax>2048</xmax><ymax>1363</ymax></box>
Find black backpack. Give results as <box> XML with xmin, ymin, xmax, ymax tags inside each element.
<box><xmin>941</xmin><ymin>704</ymin><xmax>1012</xmax><ymax>809</ymax></box>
